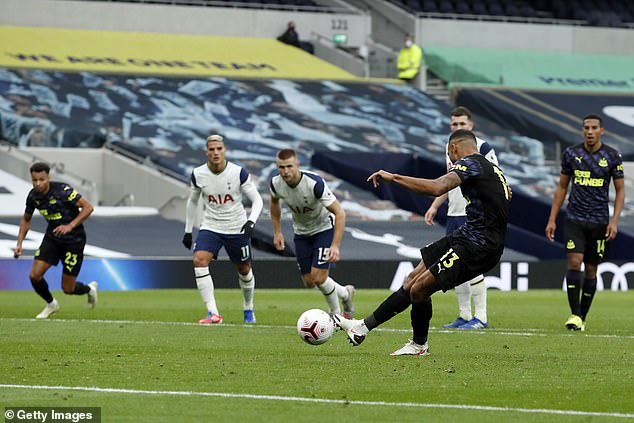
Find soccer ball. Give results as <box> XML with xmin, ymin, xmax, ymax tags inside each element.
<box><xmin>296</xmin><ymin>309</ymin><xmax>335</xmax><ymax>345</ymax></box>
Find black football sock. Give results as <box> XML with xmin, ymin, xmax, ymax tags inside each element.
<box><xmin>364</xmin><ymin>287</ymin><xmax>411</xmax><ymax>330</ymax></box>
<box><xmin>71</xmin><ymin>281</ymin><xmax>91</xmax><ymax>295</ymax></box>
<box><xmin>411</xmin><ymin>298</ymin><xmax>433</xmax><ymax>346</ymax></box>
<box><xmin>566</xmin><ymin>270</ymin><xmax>582</xmax><ymax>316</ymax></box>
<box><xmin>580</xmin><ymin>277</ymin><xmax>597</xmax><ymax>321</ymax></box>
<box><xmin>30</xmin><ymin>277</ymin><xmax>54</xmax><ymax>303</ymax></box>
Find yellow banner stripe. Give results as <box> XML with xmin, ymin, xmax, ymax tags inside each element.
<box><xmin>0</xmin><ymin>26</ymin><xmax>358</xmax><ymax>80</ymax></box>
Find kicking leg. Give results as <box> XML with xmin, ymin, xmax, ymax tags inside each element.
<box><xmin>334</xmin><ymin>260</ymin><xmax>427</xmax><ymax>346</ymax></box>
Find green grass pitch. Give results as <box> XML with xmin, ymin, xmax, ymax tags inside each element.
<box><xmin>1</xmin><ymin>289</ymin><xmax>633</xmax><ymax>422</ymax></box>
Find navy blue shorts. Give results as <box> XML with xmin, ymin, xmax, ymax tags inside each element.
<box><xmin>194</xmin><ymin>230</ymin><xmax>252</xmax><ymax>263</ymax></box>
<box><xmin>294</xmin><ymin>228</ymin><xmax>334</xmax><ymax>275</ymax></box>
<box><xmin>446</xmin><ymin>215</ymin><xmax>467</xmax><ymax>235</ymax></box>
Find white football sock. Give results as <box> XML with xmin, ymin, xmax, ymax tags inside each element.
<box><xmin>327</xmin><ymin>277</ymin><xmax>349</xmax><ymax>301</ymax></box>
<box><xmin>195</xmin><ymin>267</ymin><xmax>219</xmax><ymax>315</ymax></box>
<box><xmin>470</xmin><ymin>275</ymin><xmax>487</xmax><ymax>323</ymax></box>
<box><xmin>317</xmin><ymin>278</ymin><xmax>341</xmax><ymax>314</ymax></box>
<box><xmin>238</xmin><ymin>270</ymin><xmax>255</xmax><ymax>311</ymax></box>
<box><xmin>455</xmin><ymin>281</ymin><xmax>472</xmax><ymax>321</ymax></box>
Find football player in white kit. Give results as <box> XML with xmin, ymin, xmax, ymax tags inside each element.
<box><xmin>424</xmin><ymin>107</ymin><xmax>497</xmax><ymax>329</ymax></box>
<box><xmin>183</xmin><ymin>134</ymin><xmax>263</xmax><ymax>324</ymax></box>
<box><xmin>270</xmin><ymin>149</ymin><xmax>355</xmax><ymax>317</ymax></box>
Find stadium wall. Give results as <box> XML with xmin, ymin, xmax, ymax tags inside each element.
<box><xmin>1</xmin><ymin>258</ymin><xmax>632</xmax><ymax>290</ymax></box>
<box><xmin>7</xmin><ymin>147</ymin><xmax>189</xmax><ymax>209</ymax></box>
<box><xmin>0</xmin><ymin>0</ymin><xmax>370</xmax><ymax>48</ymax></box>
<box><xmin>416</xmin><ymin>18</ymin><xmax>634</xmax><ymax>55</ymax></box>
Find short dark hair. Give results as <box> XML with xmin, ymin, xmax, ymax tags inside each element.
<box><xmin>30</xmin><ymin>162</ymin><xmax>50</xmax><ymax>174</ymax></box>
<box><xmin>582</xmin><ymin>114</ymin><xmax>603</xmax><ymax>127</ymax></box>
<box><xmin>276</xmin><ymin>149</ymin><xmax>297</xmax><ymax>160</ymax></box>
<box><xmin>449</xmin><ymin>129</ymin><xmax>477</xmax><ymax>146</ymax></box>
<box><xmin>450</xmin><ymin>106</ymin><xmax>472</xmax><ymax>120</ymax></box>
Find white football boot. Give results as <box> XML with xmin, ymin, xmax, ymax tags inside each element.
<box><xmin>390</xmin><ymin>340</ymin><xmax>430</xmax><ymax>356</ymax></box>
<box><xmin>36</xmin><ymin>299</ymin><xmax>59</xmax><ymax>319</ymax></box>
<box><xmin>332</xmin><ymin>314</ymin><xmax>366</xmax><ymax>346</ymax></box>
<box><xmin>87</xmin><ymin>281</ymin><xmax>98</xmax><ymax>309</ymax></box>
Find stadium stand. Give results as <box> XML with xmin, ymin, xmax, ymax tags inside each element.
<box><xmin>389</xmin><ymin>0</ymin><xmax>634</xmax><ymax>27</ymax></box>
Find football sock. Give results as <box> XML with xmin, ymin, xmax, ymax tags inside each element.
<box><xmin>30</xmin><ymin>277</ymin><xmax>54</xmax><ymax>303</ymax></box>
<box><xmin>238</xmin><ymin>270</ymin><xmax>255</xmax><ymax>311</ymax></box>
<box><xmin>455</xmin><ymin>281</ymin><xmax>472</xmax><ymax>321</ymax></box>
<box><xmin>195</xmin><ymin>267</ymin><xmax>219</xmax><ymax>315</ymax></box>
<box><xmin>566</xmin><ymin>270</ymin><xmax>583</xmax><ymax>316</ymax></box>
<box><xmin>411</xmin><ymin>298</ymin><xmax>433</xmax><ymax>345</ymax></box>
<box><xmin>364</xmin><ymin>287</ymin><xmax>410</xmax><ymax>331</ymax></box>
<box><xmin>317</xmin><ymin>278</ymin><xmax>341</xmax><ymax>314</ymax></box>
<box><xmin>580</xmin><ymin>277</ymin><xmax>597</xmax><ymax>321</ymax></box>
<box><xmin>328</xmin><ymin>277</ymin><xmax>349</xmax><ymax>301</ymax></box>
<box><xmin>71</xmin><ymin>281</ymin><xmax>91</xmax><ymax>295</ymax></box>
<box><xmin>470</xmin><ymin>276</ymin><xmax>487</xmax><ymax>323</ymax></box>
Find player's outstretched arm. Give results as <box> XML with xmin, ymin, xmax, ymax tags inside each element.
<box><xmin>14</xmin><ymin>213</ymin><xmax>33</xmax><ymax>258</ymax></box>
<box><xmin>52</xmin><ymin>197</ymin><xmax>94</xmax><ymax>236</ymax></box>
<box><xmin>606</xmin><ymin>178</ymin><xmax>625</xmax><ymax>241</ymax></box>
<box><xmin>367</xmin><ymin>170</ymin><xmax>461</xmax><ymax>197</ymax></box>
<box><xmin>270</xmin><ymin>196</ymin><xmax>285</xmax><ymax>251</ymax></box>
<box><xmin>545</xmin><ymin>174</ymin><xmax>570</xmax><ymax>241</ymax></box>
<box><xmin>326</xmin><ymin>200</ymin><xmax>346</xmax><ymax>263</ymax></box>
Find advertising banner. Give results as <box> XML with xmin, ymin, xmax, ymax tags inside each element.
<box><xmin>0</xmin><ymin>26</ymin><xmax>356</xmax><ymax>80</ymax></box>
<box><xmin>1</xmin><ymin>258</ymin><xmax>631</xmax><ymax>291</ymax></box>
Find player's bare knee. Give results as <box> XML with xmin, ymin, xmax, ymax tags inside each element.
<box><xmin>584</xmin><ymin>264</ymin><xmax>598</xmax><ymax>278</ymax></box>
<box><xmin>62</xmin><ymin>285</ymin><xmax>74</xmax><ymax>294</ymax></box>
<box><xmin>193</xmin><ymin>253</ymin><xmax>212</xmax><ymax>268</ymax></box>
<box><xmin>302</xmin><ymin>275</ymin><xmax>315</xmax><ymax>288</ymax></box>
<box><xmin>567</xmin><ymin>255</ymin><xmax>583</xmax><ymax>271</ymax></box>
<box><xmin>410</xmin><ymin>282</ymin><xmax>430</xmax><ymax>303</ymax></box>
<box><xmin>29</xmin><ymin>272</ymin><xmax>42</xmax><ymax>283</ymax></box>
<box><xmin>237</xmin><ymin>263</ymin><xmax>251</xmax><ymax>275</ymax></box>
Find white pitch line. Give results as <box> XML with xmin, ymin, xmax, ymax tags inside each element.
<box><xmin>0</xmin><ymin>384</ymin><xmax>632</xmax><ymax>419</ymax></box>
<box><xmin>3</xmin><ymin>317</ymin><xmax>634</xmax><ymax>339</ymax></box>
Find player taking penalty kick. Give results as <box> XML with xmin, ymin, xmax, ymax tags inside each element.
<box><xmin>183</xmin><ymin>134</ymin><xmax>263</xmax><ymax>324</ymax></box>
<box><xmin>334</xmin><ymin>130</ymin><xmax>510</xmax><ymax>356</ymax></box>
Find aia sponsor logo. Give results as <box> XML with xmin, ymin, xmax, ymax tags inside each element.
<box><xmin>208</xmin><ymin>194</ymin><xmax>235</xmax><ymax>205</ymax></box>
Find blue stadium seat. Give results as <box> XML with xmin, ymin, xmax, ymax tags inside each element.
<box><xmin>406</xmin><ymin>0</ymin><xmax>422</xmax><ymax>12</ymax></box>
<box><xmin>455</xmin><ymin>1</ymin><xmax>471</xmax><ymax>14</ymax></box>
<box><xmin>518</xmin><ymin>4</ymin><xmax>537</xmax><ymax>17</ymax></box>
<box><xmin>438</xmin><ymin>0</ymin><xmax>455</xmax><ymax>14</ymax></box>
<box><xmin>421</xmin><ymin>0</ymin><xmax>439</xmax><ymax>12</ymax></box>
<box><xmin>487</xmin><ymin>2</ymin><xmax>503</xmax><ymax>15</ymax></box>
<box><xmin>471</xmin><ymin>2</ymin><xmax>487</xmax><ymax>14</ymax></box>
<box><xmin>504</xmin><ymin>2</ymin><xmax>520</xmax><ymax>16</ymax></box>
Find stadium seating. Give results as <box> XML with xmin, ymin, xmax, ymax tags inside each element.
<box><xmin>2</xmin><ymin>67</ymin><xmax>632</xmax><ymax>259</ymax></box>
<box><xmin>392</xmin><ymin>0</ymin><xmax>634</xmax><ymax>27</ymax></box>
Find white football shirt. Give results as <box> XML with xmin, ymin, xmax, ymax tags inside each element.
<box><xmin>446</xmin><ymin>137</ymin><xmax>498</xmax><ymax>216</ymax></box>
<box><xmin>270</xmin><ymin>171</ymin><xmax>336</xmax><ymax>236</ymax></box>
<box><xmin>188</xmin><ymin>161</ymin><xmax>262</xmax><ymax>234</ymax></box>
